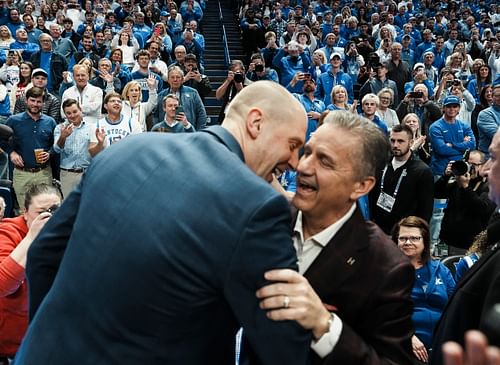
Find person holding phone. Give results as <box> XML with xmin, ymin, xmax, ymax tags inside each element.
<box><xmin>151</xmin><ymin>94</ymin><xmax>194</xmax><ymax>133</ymax></box>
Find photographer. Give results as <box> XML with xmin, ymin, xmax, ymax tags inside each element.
<box><xmin>396</xmin><ymin>84</ymin><xmax>442</xmax><ymax>139</ymax></box>
<box><xmin>434</xmin><ymin>150</ymin><xmax>496</xmax><ymax>254</ymax></box>
<box><xmin>359</xmin><ymin>61</ymin><xmax>398</xmax><ymax>107</ymax></box>
<box><xmin>246</xmin><ymin>53</ymin><xmax>279</xmax><ymax>82</ymax></box>
<box><xmin>215</xmin><ymin>59</ymin><xmax>251</xmax><ymax>123</ymax></box>
<box><xmin>343</xmin><ymin>41</ymin><xmax>365</xmax><ymax>85</ymax></box>
<box><xmin>272</xmin><ymin>40</ymin><xmax>311</xmax><ymax>93</ymax></box>
<box><xmin>404</xmin><ymin>63</ymin><xmax>436</xmax><ymax>100</ymax></box>
<box><xmin>182</xmin><ymin>54</ymin><xmax>211</xmax><ymax>103</ymax></box>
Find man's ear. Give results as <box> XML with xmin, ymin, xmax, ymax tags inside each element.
<box><xmin>245</xmin><ymin>108</ymin><xmax>264</xmax><ymax>140</ymax></box>
<box><xmin>350</xmin><ymin>176</ymin><xmax>376</xmax><ymax>201</ymax></box>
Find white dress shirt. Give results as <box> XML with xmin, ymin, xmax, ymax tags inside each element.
<box><xmin>293</xmin><ymin>203</ymin><xmax>356</xmax><ymax>358</ymax></box>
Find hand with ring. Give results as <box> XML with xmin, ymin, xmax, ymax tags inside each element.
<box><xmin>256</xmin><ymin>269</ymin><xmax>332</xmax><ymax>340</ymax></box>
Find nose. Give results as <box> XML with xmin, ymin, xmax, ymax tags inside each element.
<box><xmin>295</xmin><ymin>152</ymin><xmax>313</xmax><ymax>175</ymax></box>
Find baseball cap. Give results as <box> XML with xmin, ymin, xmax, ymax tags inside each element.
<box><xmin>32</xmin><ymin>68</ymin><xmax>48</xmax><ymax>78</ymax></box>
<box><xmin>330</xmin><ymin>52</ymin><xmax>343</xmax><ymax>60</ymax></box>
<box><xmin>160</xmin><ymin>11</ymin><xmax>168</xmax><ymax>16</ymax></box>
<box><xmin>413</xmin><ymin>62</ymin><xmax>425</xmax><ymax>71</ymax></box>
<box><xmin>443</xmin><ymin>95</ymin><xmax>461</xmax><ymax>106</ymax></box>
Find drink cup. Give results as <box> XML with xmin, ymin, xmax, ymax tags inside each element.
<box><xmin>34</xmin><ymin>148</ymin><xmax>44</xmax><ymax>164</ymax></box>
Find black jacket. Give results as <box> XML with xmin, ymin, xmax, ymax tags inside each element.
<box><xmin>435</xmin><ymin>175</ymin><xmax>496</xmax><ymax>249</ymax></box>
<box><xmin>30</xmin><ymin>51</ymin><xmax>68</xmax><ymax>94</ymax></box>
<box><xmin>370</xmin><ymin>155</ymin><xmax>434</xmax><ymax>234</ymax></box>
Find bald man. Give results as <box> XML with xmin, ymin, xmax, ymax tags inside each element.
<box><xmin>18</xmin><ymin>82</ymin><xmax>311</xmax><ymax>365</ymax></box>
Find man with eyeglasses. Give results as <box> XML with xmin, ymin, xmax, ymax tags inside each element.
<box><xmin>30</xmin><ymin>33</ymin><xmax>68</xmax><ymax>94</ymax></box>
<box><xmin>88</xmin><ymin>92</ymin><xmax>142</xmax><ymax>157</ymax></box>
<box><xmin>370</xmin><ymin>124</ymin><xmax>434</xmax><ymax>234</ymax></box>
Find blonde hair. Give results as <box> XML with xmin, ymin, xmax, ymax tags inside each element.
<box><xmin>122</xmin><ymin>81</ymin><xmax>142</xmax><ymax>102</ymax></box>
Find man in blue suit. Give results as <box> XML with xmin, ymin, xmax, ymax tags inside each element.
<box><xmin>15</xmin><ymin>81</ymin><xmax>311</xmax><ymax>365</ymax></box>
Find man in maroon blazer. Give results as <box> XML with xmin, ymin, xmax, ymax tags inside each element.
<box><xmin>257</xmin><ymin>110</ymin><xmax>416</xmax><ymax>365</ymax></box>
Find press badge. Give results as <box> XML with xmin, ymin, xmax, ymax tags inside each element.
<box><xmin>376</xmin><ymin>192</ymin><xmax>395</xmax><ymax>212</ymax></box>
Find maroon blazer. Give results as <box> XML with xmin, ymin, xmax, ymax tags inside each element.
<box><xmin>302</xmin><ymin>208</ymin><xmax>415</xmax><ymax>365</ymax></box>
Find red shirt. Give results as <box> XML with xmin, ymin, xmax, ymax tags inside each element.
<box><xmin>0</xmin><ymin>216</ymin><xmax>29</xmax><ymax>357</ymax></box>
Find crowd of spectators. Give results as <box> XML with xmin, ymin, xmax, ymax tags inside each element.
<box><xmin>0</xmin><ymin>0</ymin><xmax>499</xmax><ymax>362</ymax></box>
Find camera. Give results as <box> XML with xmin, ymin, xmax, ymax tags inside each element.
<box><xmin>408</xmin><ymin>91</ymin><xmax>424</xmax><ymax>99</ymax></box>
<box><xmin>451</xmin><ymin>160</ymin><xmax>473</xmax><ymax>176</ymax></box>
<box><xmin>190</xmin><ymin>66</ymin><xmax>198</xmax><ymax>72</ymax></box>
<box><xmin>234</xmin><ymin>72</ymin><xmax>244</xmax><ymax>83</ymax></box>
<box><xmin>45</xmin><ymin>204</ymin><xmax>59</xmax><ymax>214</ymax></box>
<box><xmin>254</xmin><ymin>64</ymin><xmax>264</xmax><ymax>73</ymax></box>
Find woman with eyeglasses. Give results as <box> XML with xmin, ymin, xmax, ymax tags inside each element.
<box><xmin>392</xmin><ymin>216</ymin><xmax>455</xmax><ymax>364</ymax></box>
<box><xmin>376</xmin><ymin>88</ymin><xmax>399</xmax><ymax>128</ymax></box>
<box><xmin>0</xmin><ymin>183</ymin><xmax>61</xmax><ymax>364</ymax></box>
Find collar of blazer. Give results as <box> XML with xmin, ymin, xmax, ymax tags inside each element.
<box><xmin>300</xmin><ymin>206</ymin><xmax>371</xmax><ymax>288</ymax></box>
<box><xmin>201</xmin><ymin>126</ymin><xmax>245</xmax><ymax>162</ymax></box>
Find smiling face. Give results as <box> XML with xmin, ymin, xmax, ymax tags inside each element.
<box><xmin>19</xmin><ymin>63</ymin><xmax>32</xmax><ymax>78</ymax></box>
<box><xmin>293</xmin><ymin>124</ymin><xmax>365</xmax><ymax>223</ymax></box>
<box><xmin>333</xmin><ymin>87</ymin><xmax>346</xmax><ymax>104</ymax></box>
<box><xmin>104</xmin><ymin>96</ymin><xmax>123</xmax><ymax>116</ymax></box>
<box><xmin>397</xmin><ymin>226</ymin><xmax>425</xmax><ymax>262</ymax></box>
<box><xmin>250</xmin><ymin>114</ymin><xmax>306</xmax><ymax>182</ymax></box>
<box><xmin>127</xmin><ymin>84</ymin><xmax>141</xmax><ymax>103</ymax></box>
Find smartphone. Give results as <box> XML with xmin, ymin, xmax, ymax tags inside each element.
<box><xmin>154</xmin><ymin>26</ymin><xmax>161</xmax><ymax>36</ymax></box>
<box><xmin>408</xmin><ymin>91</ymin><xmax>424</xmax><ymax>98</ymax></box>
<box><xmin>175</xmin><ymin>105</ymin><xmax>184</xmax><ymax>115</ymax></box>
<box><xmin>303</xmin><ymin>72</ymin><xmax>311</xmax><ymax>79</ymax></box>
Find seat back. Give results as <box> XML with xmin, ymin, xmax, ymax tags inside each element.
<box><xmin>441</xmin><ymin>255</ymin><xmax>464</xmax><ymax>277</ymax></box>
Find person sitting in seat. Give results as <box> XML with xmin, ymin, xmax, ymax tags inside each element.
<box><xmin>392</xmin><ymin>216</ymin><xmax>456</xmax><ymax>364</ymax></box>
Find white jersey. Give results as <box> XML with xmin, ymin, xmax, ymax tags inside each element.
<box><xmin>91</xmin><ymin>115</ymin><xmax>143</xmax><ymax>148</ymax></box>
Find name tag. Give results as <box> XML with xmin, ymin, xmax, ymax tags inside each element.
<box><xmin>376</xmin><ymin>192</ymin><xmax>395</xmax><ymax>212</ymax></box>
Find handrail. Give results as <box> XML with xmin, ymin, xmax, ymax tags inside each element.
<box><xmin>218</xmin><ymin>0</ymin><xmax>231</xmax><ymax>67</ymax></box>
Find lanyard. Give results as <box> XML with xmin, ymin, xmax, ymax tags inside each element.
<box><xmin>380</xmin><ymin>166</ymin><xmax>407</xmax><ymax>198</ymax></box>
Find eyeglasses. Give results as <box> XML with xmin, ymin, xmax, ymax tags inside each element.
<box><xmin>379</xmin><ymin>97</ymin><xmax>391</xmax><ymax>101</ymax></box>
<box><xmin>398</xmin><ymin>236</ymin><xmax>422</xmax><ymax>243</ymax></box>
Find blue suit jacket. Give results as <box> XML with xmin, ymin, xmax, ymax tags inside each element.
<box><xmin>17</xmin><ymin>127</ymin><xmax>311</xmax><ymax>365</ymax></box>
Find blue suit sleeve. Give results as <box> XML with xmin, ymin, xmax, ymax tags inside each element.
<box><xmin>224</xmin><ymin>194</ymin><xmax>311</xmax><ymax>365</ymax></box>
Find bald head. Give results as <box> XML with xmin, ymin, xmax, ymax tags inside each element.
<box><xmin>225</xmin><ymin>81</ymin><xmax>306</xmax><ymax>128</ymax></box>
<box><xmin>223</xmin><ymin>81</ymin><xmax>307</xmax><ymax>181</ymax></box>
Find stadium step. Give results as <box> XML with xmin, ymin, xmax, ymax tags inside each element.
<box><xmin>202</xmin><ymin>0</ymin><xmax>244</xmax><ymax>124</ymax></box>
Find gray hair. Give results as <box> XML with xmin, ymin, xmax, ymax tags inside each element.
<box><xmin>322</xmin><ymin>111</ymin><xmax>390</xmax><ymax>180</ymax></box>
